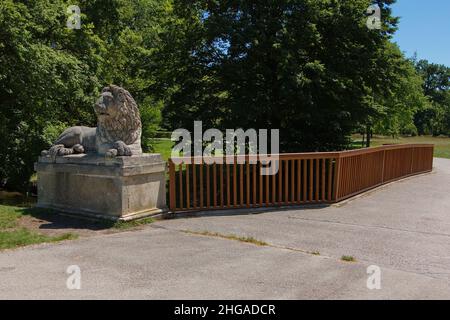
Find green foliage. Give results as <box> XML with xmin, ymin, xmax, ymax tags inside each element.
<box><xmin>160</xmin><ymin>0</ymin><xmax>408</xmax><ymax>152</ymax></box>
<box><xmin>140</xmin><ymin>97</ymin><xmax>163</xmax><ymax>152</ymax></box>
<box><xmin>413</xmin><ymin>59</ymin><xmax>450</xmax><ymax>136</ymax></box>
<box><xmin>0</xmin><ymin>0</ymin><xmax>168</xmax><ymax>190</ymax></box>
<box><xmin>373</xmin><ymin>45</ymin><xmax>430</xmax><ymax>138</ymax></box>
<box><xmin>41</xmin><ymin>121</ymin><xmax>69</xmax><ymax>146</ymax></box>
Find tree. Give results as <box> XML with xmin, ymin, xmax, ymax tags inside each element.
<box><xmin>160</xmin><ymin>0</ymin><xmax>401</xmax><ymax>152</ymax></box>
<box><xmin>0</xmin><ymin>0</ymin><xmax>103</xmax><ymax>190</ymax></box>
<box><xmin>0</xmin><ymin>0</ymin><xmax>169</xmax><ymax>190</ymax></box>
<box><xmin>373</xmin><ymin>45</ymin><xmax>429</xmax><ymax>139</ymax></box>
<box><xmin>413</xmin><ymin>59</ymin><xmax>450</xmax><ymax>136</ymax></box>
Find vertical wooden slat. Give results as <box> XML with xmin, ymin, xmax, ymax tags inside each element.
<box><xmin>213</xmin><ymin>163</ymin><xmax>217</xmax><ymax>207</ymax></box>
<box><xmin>362</xmin><ymin>154</ymin><xmax>367</xmax><ymax>189</ymax></box>
<box><xmin>179</xmin><ymin>164</ymin><xmax>183</xmax><ymax>209</ymax></box>
<box><xmin>291</xmin><ymin>160</ymin><xmax>295</xmax><ymax>203</ymax></box>
<box><xmin>186</xmin><ymin>164</ymin><xmax>190</xmax><ymax>210</ymax></box>
<box><xmin>240</xmin><ymin>163</ymin><xmax>244</xmax><ymax>207</ymax></box>
<box><xmin>253</xmin><ymin>163</ymin><xmax>257</xmax><ymax>206</ymax></box>
<box><xmin>332</xmin><ymin>157</ymin><xmax>341</xmax><ymax>201</ymax></box>
<box><xmin>246</xmin><ymin>162</ymin><xmax>250</xmax><ymax>207</ymax></box>
<box><xmin>321</xmin><ymin>159</ymin><xmax>326</xmax><ymax>201</ymax></box>
<box><xmin>206</xmin><ymin>164</ymin><xmax>210</xmax><ymax>208</ymax></box>
<box><xmin>302</xmin><ymin>159</ymin><xmax>307</xmax><ymax>202</ymax></box>
<box><xmin>356</xmin><ymin>155</ymin><xmax>362</xmax><ymax>193</ymax></box>
<box><xmin>309</xmin><ymin>159</ymin><xmax>313</xmax><ymax>202</ymax></box>
<box><xmin>272</xmin><ymin>161</ymin><xmax>277</xmax><ymax>204</ymax></box>
<box><xmin>297</xmin><ymin>159</ymin><xmax>301</xmax><ymax>203</ymax></box>
<box><xmin>233</xmin><ymin>160</ymin><xmax>237</xmax><ymax>207</ymax></box>
<box><xmin>381</xmin><ymin>150</ymin><xmax>386</xmax><ymax>183</ymax></box>
<box><xmin>219</xmin><ymin>163</ymin><xmax>223</xmax><ymax>207</ymax></box>
<box><xmin>349</xmin><ymin>156</ymin><xmax>354</xmax><ymax>194</ymax></box>
<box><xmin>199</xmin><ymin>162</ymin><xmax>203</xmax><ymax>208</ymax></box>
<box><xmin>284</xmin><ymin>160</ymin><xmax>289</xmax><ymax>204</ymax></box>
<box><xmin>315</xmin><ymin>159</ymin><xmax>320</xmax><ymax>202</ymax></box>
<box><xmin>351</xmin><ymin>156</ymin><xmax>356</xmax><ymax>193</ymax></box>
<box><xmin>169</xmin><ymin>160</ymin><xmax>176</xmax><ymax>211</ymax></box>
<box><xmin>192</xmin><ymin>162</ymin><xmax>196</xmax><ymax>209</ymax></box>
<box><xmin>327</xmin><ymin>159</ymin><xmax>333</xmax><ymax>201</ymax></box>
<box><xmin>259</xmin><ymin>163</ymin><xmax>263</xmax><ymax>206</ymax></box>
<box><xmin>266</xmin><ymin>171</ymin><xmax>270</xmax><ymax>206</ymax></box>
<box><xmin>278</xmin><ymin>160</ymin><xmax>283</xmax><ymax>203</ymax></box>
<box><xmin>226</xmin><ymin>163</ymin><xmax>230</xmax><ymax>207</ymax></box>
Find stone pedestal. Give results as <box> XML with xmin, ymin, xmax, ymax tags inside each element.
<box><xmin>35</xmin><ymin>154</ymin><xmax>167</xmax><ymax>221</ymax></box>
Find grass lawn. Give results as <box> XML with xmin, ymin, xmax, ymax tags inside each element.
<box><xmin>152</xmin><ymin>138</ymin><xmax>173</xmax><ymax>161</ymax></box>
<box><xmin>352</xmin><ymin>135</ymin><xmax>450</xmax><ymax>159</ymax></box>
<box><xmin>154</xmin><ymin>135</ymin><xmax>450</xmax><ymax>160</ymax></box>
<box><xmin>0</xmin><ymin>204</ymin><xmax>155</xmax><ymax>251</ymax></box>
<box><xmin>0</xmin><ymin>205</ymin><xmax>78</xmax><ymax>250</ymax></box>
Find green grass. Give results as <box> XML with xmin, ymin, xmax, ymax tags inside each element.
<box><xmin>0</xmin><ymin>204</ymin><xmax>78</xmax><ymax>250</ymax></box>
<box><xmin>155</xmin><ymin>135</ymin><xmax>450</xmax><ymax>161</ymax></box>
<box><xmin>111</xmin><ymin>217</ymin><xmax>155</xmax><ymax>230</ymax></box>
<box><xmin>341</xmin><ymin>255</ymin><xmax>356</xmax><ymax>262</ymax></box>
<box><xmin>152</xmin><ymin>139</ymin><xmax>174</xmax><ymax>161</ymax></box>
<box><xmin>0</xmin><ymin>205</ymin><xmax>23</xmax><ymax>229</ymax></box>
<box><xmin>0</xmin><ymin>229</ymin><xmax>77</xmax><ymax>250</ymax></box>
<box><xmin>184</xmin><ymin>230</ymin><xmax>268</xmax><ymax>246</ymax></box>
<box><xmin>352</xmin><ymin>135</ymin><xmax>450</xmax><ymax>159</ymax></box>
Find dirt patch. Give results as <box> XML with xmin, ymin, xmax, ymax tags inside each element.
<box><xmin>16</xmin><ymin>212</ymin><xmax>118</xmax><ymax>238</ymax></box>
<box><xmin>14</xmin><ymin>207</ymin><xmax>157</xmax><ymax>239</ymax></box>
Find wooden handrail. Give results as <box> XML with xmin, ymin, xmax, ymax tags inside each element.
<box><xmin>168</xmin><ymin>144</ymin><xmax>434</xmax><ymax>212</ymax></box>
<box><xmin>169</xmin><ymin>144</ymin><xmax>434</xmax><ymax>163</ymax></box>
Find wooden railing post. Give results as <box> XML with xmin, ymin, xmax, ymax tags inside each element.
<box><xmin>332</xmin><ymin>156</ymin><xmax>341</xmax><ymax>202</ymax></box>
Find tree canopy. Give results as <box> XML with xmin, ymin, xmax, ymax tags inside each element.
<box><xmin>0</xmin><ymin>0</ymin><xmax>168</xmax><ymax>190</ymax></box>
<box><xmin>161</xmin><ymin>0</ymin><xmax>418</xmax><ymax>151</ymax></box>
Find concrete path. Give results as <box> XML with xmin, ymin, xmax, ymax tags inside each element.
<box><xmin>1</xmin><ymin>158</ymin><xmax>450</xmax><ymax>299</ymax></box>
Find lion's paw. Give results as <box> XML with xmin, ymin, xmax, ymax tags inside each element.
<box><xmin>57</xmin><ymin>147</ymin><xmax>74</xmax><ymax>156</ymax></box>
<box><xmin>105</xmin><ymin>149</ymin><xmax>118</xmax><ymax>158</ymax></box>
<box><xmin>113</xmin><ymin>141</ymin><xmax>132</xmax><ymax>156</ymax></box>
<box><xmin>73</xmin><ymin>144</ymin><xmax>85</xmax><ymax>154</ymax></box>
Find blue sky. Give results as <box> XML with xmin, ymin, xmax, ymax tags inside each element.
<box><xmin>391</xmin><ymin>0</ymin><xmax>450</xmax><ymax>66</ymax></box>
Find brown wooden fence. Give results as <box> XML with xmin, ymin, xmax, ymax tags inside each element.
<box><xmin>168</xmin><ymin>144</ymin><xmax>434</xmax><ymax>212</ymax></box>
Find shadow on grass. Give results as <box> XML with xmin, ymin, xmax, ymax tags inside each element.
<box><xmin>20</xmin><ymin>207</ymin><xmax>120</xmax><ymax>231</ymax></box>
<box><xmin>20</xmin><ymin>206</ymin><xmax>155</xmax><ymax>231</ymax></box>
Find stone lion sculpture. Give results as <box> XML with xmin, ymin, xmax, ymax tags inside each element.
<box><xmin>42</xmin><ymin>85</ymin><xmax>142</xmax><ymax>158</ymax></box>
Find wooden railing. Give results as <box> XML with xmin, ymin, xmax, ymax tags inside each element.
<box><xmin>168</xmin><ymin>144</ymin><xmax>434</xmax><ymax>212</ymax></box>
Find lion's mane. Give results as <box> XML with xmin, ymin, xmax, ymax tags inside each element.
<box><xmin>97</xmin><ymin>85</ymin><xmax>142</xmax><ymax>146</ymax></box>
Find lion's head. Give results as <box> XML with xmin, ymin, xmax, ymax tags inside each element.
<box><xmin>94</xmin><ymin>85</ymin><xmax>141</xmax><ymax>145</ymax></box>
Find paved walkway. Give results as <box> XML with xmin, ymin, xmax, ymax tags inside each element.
<box><xmin>1</xmin><ymin>158</ymin><xmax>450</xmax><ymax>299</ymax></box>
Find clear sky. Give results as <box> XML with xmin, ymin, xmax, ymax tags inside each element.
<box><xmin>391</xmin><ymin>0</ymin><xmax>450</xmax><ymax>66</ymax></box>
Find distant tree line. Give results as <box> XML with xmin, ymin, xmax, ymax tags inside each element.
<box><xmin>1</xmin><ymin>0</ymin><xmax>449</xmax><ymax>191</ymax></box>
